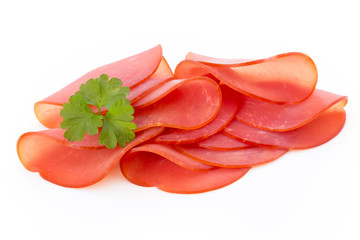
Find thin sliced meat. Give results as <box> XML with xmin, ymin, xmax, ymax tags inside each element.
<box><xmin>153</xmin><ymin>85</ymin><xmax>240</xmax><ymax>144</ymax></box>
<box><xmin>35</xmin><ymin>45</ymin><xmax>164</xmax><ymax>129</ymax></box>
<box><xmin>175</xmin><ymin>144</ymin><xmax>288</xmax><ymax>168</ymax></box>
<box><xmin>175</xmin><ymin>52</ymin><xmax>317</xmax><ymax>104</ymax></box>
<box><xmin>130</xmin><ymin>144</ymin><xmax>213</xmax><ymax>170</ymax></box>
<box><xmin>120</xmin><ymin>150</ymin><xmax>250</xmax><ymax>194</ymax></box>
<box><xmin>128</xmin><ymin>57</ymin><xmax>174</xmax><ymax>103</ymax></box>
<box><xmin>186</xmin><ymin>52</ymin><xmax>252</xmax><ymax>65</ymax></box>
<box><xmin>235</xmin><ymin>89</ymin><xmax>347</xmax><ymax>131</ymax></box>
<box><xmin>133</xmin><ymin>77</ymin><xmax>221</xmax><ymax>131</ymax></box>
<box><xmin>17</xmin><ymin>127</ymin><xmax>164</xmax><ymax>188</ymax></box>
<box><xmin>224</xmin><ymin>102</ymin><xmax>347</xmax><ymax>149</ymax></box>
<box><xmin>196</xmin><ymin>132</ymin><xmax>252</xmax><ymax>150</ymax></box>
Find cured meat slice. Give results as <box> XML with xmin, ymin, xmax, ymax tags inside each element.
<box><xmin>224</xmin><ymin>101</ymin><xmax>347</xmax><ymax>149</ymax></box>
<box><xmin>130</xmin><ymin>144</ymin><xmax>213</xmax><ymax>170</ymax></box>
<box><xmin>196</xmin><ymin>132</ymin><xmax>252</xmax><ymax>150</ymax></box>
<box><xmin>175</xmin><ymin>145</ymin><xmax>288</xmax><ymax>168</ymax></box>
<box><xmin>120</xmin><ymin>150</ymin><xmax>250</xmax><ymax>194</ymax></box>
<box><xmin>35</xmin><ymin>45</ymin><xmax>164</xmax><ymax>129</ymax></box>
<box><xmin>17</xmin><ymin>127</ymin><xmax>164</xmax><ymax>188</ymax></box>
<box><xmin>128</xmin><ymin>57</ymin><xmax>174</xmax><ymax>103</ymax></box>
<box><xmin>235</xmin><ymin>89</ymin><xmax>347</xmax><ymax>131</ymax></box>
<box><xmin>133</xmin><ymin>77</ymin><xmax>221</xmax><ymax>131</ymax></box>
<box><xmin>175</xmin><ymin>52</ymin><xmax>317</xmax><ymax>104</ymax></box>
<box><xmin>153</xmin><ymin>85</ymin><xmax>240</xmax><ymax>144</ymax></box>
<box><xmin>186</xmin><ymin>52</ymin><xmax>252</xmax><ymax>65</ymax></box>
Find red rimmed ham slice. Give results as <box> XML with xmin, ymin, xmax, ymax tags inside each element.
<box><xmin>17</xmin><ymin>127</ymin><xmax>164</xmax><ymax>188</ymax></box>
<box><xmin>224</xmin><ymin>101</ymin><xmax>347</xmax><ymax>149</ymax></box>
<box><xmin>153</xmin><ymin>85</ymin><xmax>240</xmax><ymax>144</ymax></box>
<box><xmin>129</xmin><ymin>144</ymin><xmax>213</xmax><ymax>170</ymax></box>
<box><xmin>35</xmin><ymin>45</ymin><xmax>166</xmax><ymax>129</ymax></box>
<box><xmin>133</xmin><ymin>77</ymin><xmax>222</xmax><ymax>131</ymax></box>
<box><xmin>120</xmin><ymin>150</ymin><xmax>250</xmax><ymax>194</ymax></box>
<box><xmin>175</xmin><ymin>52</ymin><xmax>317</xmax><ymax>104</ymax></box>
<box><xmin>196</xmin><ymin>132</ymin><xmax>252</xmax><ymax>150</ymax></box>
<box><xmin>128</xmin><ymin>57</ymin><xmax>174</xmax><ymax>103</ymax></box>
<box><xmin>175</xmin><ymin>144</ymin><xmax>288</xmax><ymax>168</ymax></box>
<box><xmin>235</xmin><ymin>89</ymin><xmax>347</xmax><ymax>131</ymax></box>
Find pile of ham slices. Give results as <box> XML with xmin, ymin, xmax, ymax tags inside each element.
<box><xmin>17</xmin><ymin>45</ymin><xmax>347</xmax><ymax>194</ymax></box>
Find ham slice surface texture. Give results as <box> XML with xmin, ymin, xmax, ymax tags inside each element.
<box><xmin>132</xmin><ymin>77</ymin><xmax>221</xmax><ymax>131</ymax></box>
<box><xmin>175</xmin><ymin>144</ymin><xmax>288</xmax><ymax>168</ymax></box>
<box><xmin>175</xmin><ymin>52</ymin><xmax>317</xmax><ymax>104</ymax></box>
<box><xmin>153</xmin><ymin>85</ymin><xmax>240</xmax><ymax>144</ymax></box>
<box><xmin>17</xmin><ymin>45</ymin><xmax>348</xmax><ymax>194</ymax></box>
<box><xmin>225</xmin><ymin>102</ymin><xmax>347</xmax><ymax>149</ymax></box>
<box><xmin>235</xmin><ymin>89</ymin><xmax>347</xmax><ymax>131</ymax></box>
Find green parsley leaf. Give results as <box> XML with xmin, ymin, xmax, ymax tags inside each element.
<box><xmin>99</xmin><ymin>99</ymin><xmax>137</xmax><ymax>149</ymax></box>
<box><xmin>60</xmin><ymin>95</ymin><xmax>103</xmax><ymax>142</ymax></box>
<box><xmin>60</xmin><ymin>74</ymin><xmax>136</xmax><ymax>149</ymax></box>
<box><xmin>76</xmin><ymin>74</ymin><xmax>130</xmax><ymax>112</ymax></box>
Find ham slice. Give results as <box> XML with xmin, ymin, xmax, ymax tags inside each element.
<box><xmin>224</xmin><ymin>101</ymin><xmax>347</xmax><ymax>149</ymax></box>
<box><xmin>128</xmin><ymin>57</ymin><xmax>174</xmax><ymax>103</ymax></box>
<box><xmin>153</xmin><ymin>85</ymin><xmax>240</xmax><ymax>144</ymax></box>
<box><xmin>175</xmin><ymin>52</ymin><xmax>317</xmax><ymax>104</ymax></box>
<box><xmin>133</xmin><ymin>77</ymin><xmax>221</xmax><ymax>131</ymax></box>
<box><xmin>120</xmin><ymin>150</ymin><xmax>250</xmax><ymax>194</ymax></box>
<box><xmin>17</xmin><ymin>127</ymin><xmax>164</xmax><ymax>188</ymax></box>
<box><xmin>235</xmin><ymin>89</ymin><xmax>347</xmax><ymax>131</ymax></box>
<box><xmin>35</xmin><ymin>45</ymin><xmax>168</xmax><ymax>129</ymax></box>
<box><xmin>196</xmin><ymin>132</ymin><xmax>252</xmax><ymax>150</ymax></box>
<box><xmin>129</xmin><ymin>144</ymin><xmax>213</xmax><ymax>170</ymax></box>
<box><xmin>175</xmin><ymin>144</ymin><xmax>288</xmax><ymax>168</ymax></box>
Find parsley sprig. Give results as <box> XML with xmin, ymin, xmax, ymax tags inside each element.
<box><xmin>60</xmin><ymin>74</ymin><xmax>137</xmax><ymax>149</ymax></box>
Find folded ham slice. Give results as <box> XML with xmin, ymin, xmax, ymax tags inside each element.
<box><xmin>175</xmin><ymin>144</ymin><xmax>288</xmax><ymax>168</ymax></box>
<box><xmin>235</xmin><ymin>89</ymin><xmax>347</xmax><ymax>131</ymax></box>
<box><xmin>133</xmin><ymin>77</ymin><xmax>221</xmax><ymax>131</ymax></box>
<box><xmin>224</xmin><ymin>101</ymin><xmax>347</xmax><ymax>149</ymax></box>
<box><xmin>17</xmin><ymin>127</ymin><xmax>164</xmax><ymax>188</ymax></box>
<box><xmin>175</xmin><ymin>52</ymin><xmax>317</xmax><ymax>104</ymax></box>
<box><xmin>153</xmin><ymin>85</ymin><xmax>240</xmax><ymax>144</ymax></box>
<box><xmin>35</xmin><ymin>45</ymin><xmax>173</xmax><ymax>129</ymax></box>
<box><xmin>120</xmin><ymin>150</ymin><xmax>250</xmax><ymax>194</ymax></box>
<box><xmin>196</xmin><ymin>132</ymin><xmax>251</xmax><ymax>150</ymax></box>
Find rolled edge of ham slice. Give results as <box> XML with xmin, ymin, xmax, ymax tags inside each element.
<box><xmin>120</xmin><ymin>150</ymin><xmax>250</xmax><ymax>194</ymax></box>
<box><xmin>17</xmin><ymin>127</ymin><xmax>164</xmax><ymax>188</ymax></box>
<box><xmin>34</xmin><ymin>45</ymin><xmax>164</xmax><ymax>129</ymax></box>
<box><xmin>175</xmin><ymin>52</ymin><xmax>318</xmax><ymax>104</ymax></box>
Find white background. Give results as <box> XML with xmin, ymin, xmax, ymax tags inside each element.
<box><xmin>1</xmin><ymin>1</ymin><xmax>359</xmax><ymax>239</ymax></box>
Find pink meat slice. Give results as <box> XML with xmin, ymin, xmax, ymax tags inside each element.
<box><xmin>35</xmin><ymin>45</ymin><xmax>164</xmax><ymax>129</ymax></box>
<box><xmin>175</xmin><ymin>52</ymin><xmax>317</xmax><ymax>104</ymax></box>
<box><xmin>153</xmin><ymin>85</ymin><xmax>240</xmax><ymax>144</ymax></box>
<box><xmin>120</xmin><ymin>150</ymin><xmax>250</xmax><ymax>194</ymax></box>
<box><xmin>224</xmin><ymin>101</ymin><xmax>347</xmax><ymax>149</ymax></box>
<box><xmin>175</xmin><ymin>144</ymin><xmax>288</xmax><ymax>168</ymax></box>
<box><xmin>128</xmin><ymin>57</ymin><xmax>174</xmax><ymax>103</ymax></box>
<box><xmin>196</xmin><ymin>132</ymin><xmax>252</xmax><ymax>150</ymax></box>
<box><xmin>133</xmin><ymin>77</ymin><xmax>222</xmax><ymax>131</ymax></box>
<box><xmin>17</xmin><ymin>127</ymin><xmax>164</xmax><ymax>188</ymax></box>
<box><xmin>235</xmin><ymin>89</ymin><xmax>347</xmax><ymax>131</ymax></box>
<box><xmin>130</xmin><ymin>144</ymin><xmax>213</xmax><ymax>170</ymax></box>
